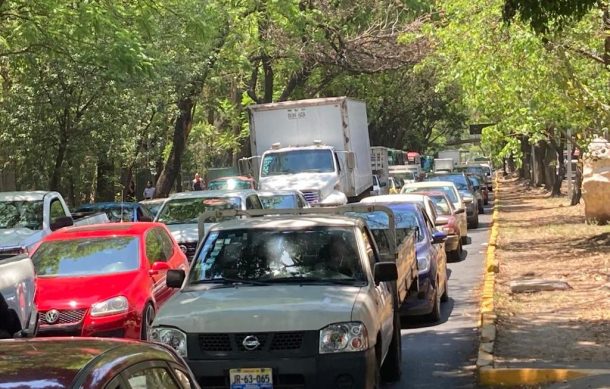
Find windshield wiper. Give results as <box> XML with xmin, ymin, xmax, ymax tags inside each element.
<box><xmin>191</xmin><ymin>277</ymin><xmax>271</xmax><ymax>287</ymax></box>
<box><xmin>264</xmin><ymin>277</ymin><xmax>365</xmax><ymax>286</ymax></box>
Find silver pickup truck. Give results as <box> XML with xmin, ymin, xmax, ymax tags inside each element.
<box><xmin>151</xmin><ymin>206</ymin><xmax>418</xmax><ymax>388</ymax></box>
<box><xmin>0</xmin><ymin>255</ymin><xmax>37</xmax><ymax>338</ymax></box>
<box><xmin>0</xmin><ymin>191</ymin><xmax>108</xmax><ymax>260</ymax></box>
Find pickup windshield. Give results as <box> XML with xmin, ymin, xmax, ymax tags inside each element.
<box><xmin>0</xmin><ymin>200</ymin><xmax>43</xmax><ymax>230</ymax></box>
<box><xmin>157</xmin><ymin>197</ymin><xmax>241</xmax><ymax>225</ymax></box>
<box><xmin>261</xmin><ymin>149</ymin><xmax>335</xmax><ymax>176</ymax></box>
<box><xmin>32</xmin><ymin>237</ymin><xmax>140</xmax><ymax>277</ymax></box>
<box><xmin>189</xmin><ymin>227</ymin><xmax>365</xmax><ymax>284</ymax></box>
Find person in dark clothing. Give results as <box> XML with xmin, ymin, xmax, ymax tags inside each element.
<box><xmin>192</xmin><ymin>173</ymin><xmax>204</xmax><ymax>191</ymax></box>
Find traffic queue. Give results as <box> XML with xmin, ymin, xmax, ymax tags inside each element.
<box><xmin>0</xmin><ymin>97</ymin><xmax>493</xmax><ymax>389</ymax></box>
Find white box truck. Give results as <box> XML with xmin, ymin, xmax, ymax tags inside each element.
<box><xmin>245</xmin><ymin>97</ymin><xmax>373</xmax><ymax>205</ymax></box>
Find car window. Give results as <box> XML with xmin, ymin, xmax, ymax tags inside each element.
<box><xmin>125</xmin><ymin>367</ymin><xmax>180</xmax><ymax>389</ymax></box>
<box><xmin>145</xmin><ymin>229</ymin><xmax>166</xmax><ymax>263</ymax></box>
<box><xmin>50</xmin><ymin>198</ymin><xmax>67</xmax><ymax>220</ymax></box>
<box><xmin>246</xmin><ymin>195</ymin><xmax>263</xmax><ymax>210</ymax></box>
<box><xmin>156</xmin><ymin>227</ymin><xmax>175</xmax><ymax>260</ymax></box>
<box><xmin>361</xmin><ymin>227</ymin><xmax>379</xmax><ymax>270</ymax></box>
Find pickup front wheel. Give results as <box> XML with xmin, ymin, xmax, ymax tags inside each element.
<box><xmin>380</xmin><ymin>311</ymin><xmax>402</xmax><ymax>382</ymax></box>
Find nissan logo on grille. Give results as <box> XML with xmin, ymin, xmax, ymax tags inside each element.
<box><xmin>45</xmin><ymin>309</ymin><xmax>60</xmax><ymax>324</ymax></box>
<box><xmin>242</xmin><ymin>335</ymin><xmax>261</xmax><ymax>351</ymax></box>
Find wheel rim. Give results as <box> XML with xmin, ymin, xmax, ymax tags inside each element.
<box><xmin>142</xmin><ymin>305</ymin><xmax>154</xmax><ymax>339</ymax></box>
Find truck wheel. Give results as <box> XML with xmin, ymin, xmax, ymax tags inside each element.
<box><xmin>380</xmin><ymin>311</ymin><xmax>402</xmax><ymax>382</ymax></box>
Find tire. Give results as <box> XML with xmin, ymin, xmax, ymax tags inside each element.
<box><xmin>478</xmin><ymin>201</ymin><xmax>484</xmax><ymax>214</ymax></box>
<box><xmin>440</xmin><ymin>277</ymin><xmax>449</xmax><ymax>303</ymax></box>
<box><xmin>484</xmin><ymin>197</ymin><xmax>489</xmax><ymax>206</ymax></box>
<box><xmin>469</xmin><ymin>216</ymin><xmax>479</xmax><ymax>229</ymax></box>
<box><xmin>426</xmin><ymin>281</ymin><xmax>442</xmax><ymax>322</ymax></box>
<box><xmin>449</xmin><ymin>241</ymin><xmax>462</xmax><ymax>262</ymax></box>
<box><xmin>140</xmin><ymin>303</ymin><xmax>155</xmax><ymax>340</ymax></box>
<box><xmin>380</xmin><ymin>311</ymin><xmax>402</xmax><ymax>382</ymax></box>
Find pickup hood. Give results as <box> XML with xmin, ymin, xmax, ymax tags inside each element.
<box><xmin>0</xmin><ymin>229</ymin><xmax>44</xmax><ymax>250</ymax></box>
<box><xmin>155</xmin><ymin>284</ymin><xmax>362</xmax><ymax>333</ymax></box>
<box><xmin>35</xmin><ymin>271</ymin><xmax>140</xmax><ymax>310</ymax></box>
<box><xmin>259</xmin><ymin>172</ymin><xmax>337</xmax><ymax>193</ymax></box>
<box><xmin>166</xmin><ymin>224</ymin><xmax>199</xmax><ymax>244</ymax></box>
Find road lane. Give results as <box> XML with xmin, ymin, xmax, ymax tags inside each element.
<box><xmin>386</xmin><ymin>199</ymin><xmax>493</xmax><ymax>388</ymax></box>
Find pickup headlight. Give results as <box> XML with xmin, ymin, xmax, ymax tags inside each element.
<box><xmin>150</xmin><ymin>327</ymin><xmax>188</xmax><ymax>357</ymax></box>
<box><xmin>417</xmin><ymin>256</ymin><xmax>430</xmax><ymax>274</ymax></box>
<box><xmin>319</xmin><ymin>322</ymin><xmax>368</xmax><ymax>354</ymax></box>
<box><xmin>90</xmin><ymin>296</ymin><xmax>128</xmax><ymax>317</ymax></box>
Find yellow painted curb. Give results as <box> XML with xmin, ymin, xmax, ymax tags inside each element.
<box><xmin>479</xmin><ymin>368</ymin><xmax>610</xmax><ymax>386</ymax></box>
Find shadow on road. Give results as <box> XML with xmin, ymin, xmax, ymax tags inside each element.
<box><xmin>400</xmin><ymin>298</ymin><xmax>455</xmax><ymax>329</ymax></box>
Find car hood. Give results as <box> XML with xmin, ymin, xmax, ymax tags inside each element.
<box><xmin>155</xmin><ymin>284</ymin><xmax>362</xmax><ymax>332</ymax></box>
<box><xmin>0</xmin><ymin>228</ymin><xmax>43</xmax><ymax>249</ymax></box>
<box><xmin>35</xmin><ymin>271</ymin><xmax>141</xmax><ymax>310</ymax></box>
<box><xmin>259</xmin><ymin>173</ymin><xmax>337</xmax><ymax>192</ymax></box>
<box><xmin>166</xmin><ymin>224</ymin><xmax>199</xmax><ymax>244</ymax></box>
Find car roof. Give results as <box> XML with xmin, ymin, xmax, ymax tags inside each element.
<box><xmin>257</xmin><ymin>190</ymin><xmax>301</xmax><ymax>196</ymax></box>
<box><xmin>361</xmin><ymin>194</ymin><xmax>427</xmax><ymax>204</ymax></box>
<box><xmin>139</xmin><ymin>198</ymin><xmax>166</xmax><ymax>204</ymax></box>
<box><xmin>0</xmin><ymin>191</ymin><xmax>57</xmax><ymax>202</ymax></box>
<box><xmin>209</xmin><ymin>176</ymin><xmax>254</xmax><ymax>182</ymax></box>
<box><xmin>210</xmin><ymin>215</ymin><xmax>360</xmax><ymax>231</ymax></box>
<box><xmin>404</xmin><ymin>181</ymin><xmax>458</xmax><ymax>189</ymax></box>
<box><xmin>75</xmin><ymin>202</ymin><xmax>139</xmax><ymax>209</ymax></box>
<box><xmin>0</xmin><ymin>338</ymin><xmax>180</xmax><ymax>388</ymax></box>
<box><xmin>167</xmin><ymin>189</ymin><xmax>258</xmax><ymax>200</ymax></box>
<box><xmin>45</xmin><ymin>222</ymin><xmax>162</xmax><ymax>240</ymax></box>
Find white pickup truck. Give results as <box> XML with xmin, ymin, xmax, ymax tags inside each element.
<box><xmin>0</xmin><ymin>191</ymin><xmax>108</xmax><ymax>260</ymax></box>
<box><xmin>151</xmin><ymin>207</ymin><xmax>408</xmax><ymax>388</ymax></box>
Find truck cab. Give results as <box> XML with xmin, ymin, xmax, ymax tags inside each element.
<box><xmin>258</xmin><ymin>144</ymin><xmax>351</xmax><ymax>206</ymax></box>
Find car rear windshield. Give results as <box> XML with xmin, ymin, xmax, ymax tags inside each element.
<box><xmin>259</xmin><ymin>194</ymin><xmax>297</xmax><ymax>209</ymax></box>
<box><xmin>157</xmin><ymin>197</ymin><xmax>241</xmax><ymax>225</ymax></box>
<box><xmin>428</xmin><ymin>195</ymin><xmax>453</xmax><ymax>215</ymax></box>
<box><xmin>76</xmin><ymin>205</ymin><xmax>134</xmax><ymax>222</ymax></box>
<box><xmin>403</xmin><ymin>186</ymin><xmax>459</xmax><ymax>204</ymax></box>
<box><xmin>208</xmin><ymin>179</ymin><xmax>252</xmax><ymax>191</ymax></box>
<box><xmin>190</xmin><ymin>227</ymin><xmax>365</xmax><ymax>283</ymax></box>
<box><xmin>0</xmin><ymin>200</ymin><xmax>43</xmax><ymax>230</ymax></box>
<box><xmin>427</xmin><ymin>175</ymin><xmax>468</xmax><ymax>190</ymax></box>
<box><xmin>32</xmin><ymin>237</ymin><xmax>140</xmax><ymax>277</ymax></box>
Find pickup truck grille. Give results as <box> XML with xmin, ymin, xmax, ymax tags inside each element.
<box><xmin>198</xmin><ymin>332</ymin><xmax>304</xmax><ymax>353</ymax></box>
<box><xmin>179</xmin><ymin>241</ymin><xmax>198</xmax><ymax>259</ymax></box>
<box><xmin>0</xmin><ymin>248</ymin><xmax>24</xmax><ymax>261</ymax></box>
<box><xmin>301</xmin><ymin>191</ymin><xmax>320</xmax><ymax>205</ymax></box>
<box><xmin>39</xmin><ymin>309</ymin><xmax>87</xmax><ymax>326</ymax></box>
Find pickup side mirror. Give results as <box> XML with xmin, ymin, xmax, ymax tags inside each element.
<box><xmin>374</xmin><ymin>262</ymin><xmax>398</xmax><ymax>284</ymax></box>
<box><xmin>50</xmin><ymin>216</ymin><xmax>74</xmax><ymax>231</ymax></box>
<box><xmin>454</xmin><ymin>207</ymin><xmax>465</xmax><ymax>214</ymax></box>
<box><xmin>166</xmin><ymin>269</ymin><xmax>186</xmax><ymax>288</ymax></box>
<box><xmin>149</xmin><ymin>261</ymin><xmax>170</xmax><ymax>276</ymax></box>
<box><xmin>432</xmin><ymin>231</ymin><xmax>447</xmax><ymax>244</ymax></box>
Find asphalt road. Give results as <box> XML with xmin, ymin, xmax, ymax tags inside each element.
<box><xmin>385</xmin><ymin>198</ymin><xmax>493</xmax><ymax>389</ymax></box>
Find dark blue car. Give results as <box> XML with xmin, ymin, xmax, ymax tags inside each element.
<box><xmin>74</xmin><ymin>202</ymin><xmax>154</xmax><ymax>223</ymax></box>
<box><xmin>384</xmin><ymin>202</ymin><xmax>449</xmax><ymax>322</ymax></box>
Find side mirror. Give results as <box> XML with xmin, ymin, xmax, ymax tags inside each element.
<box><xmin>50</xmin><ymin>216</ymin><xmax>74</xmax><ymax>231</ymax></box>
<box><xmin>346</xmin><ymin>152</ymin><xmax>356</xmax><ymax>170</ymax></box>
<box><xmin>149</xmin><ymin>261</ymin><xmax>170</xmax><ymax>276</ymax></box>
<box><xmin>455</xmin><ymin>208</ymin><xmax>465</xmax><ymax>214</ymax></box>
<box><xmin>432</xmin><ymin>231</ymin><xmax>447</xmax><ymax>244</ymax></box>
<box><xmin>435</xmin><ymin>216</ymin><xmax>449</xmax><ymax>226</ymax></box>
<box><xmin>166</xmin><ymin>269</ymin><xmax>186</xmax><ymax>288</ymax></box>
<box><xmin>374</xmin><ymin>262</ymin><xmax>398</xmax><ymax>284</ymax></box>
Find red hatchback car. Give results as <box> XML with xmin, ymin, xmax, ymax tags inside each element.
<box><xmin>31</xmin><ymin>222</ymin><xmax>188</xmax><ymax>340</ymax></box>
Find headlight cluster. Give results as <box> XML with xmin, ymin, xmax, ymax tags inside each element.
<box><xmin>150</xmin><ymin>327</ymin><xmax>188</xmax><ymax>357</ymax></box>
<box><xmin>90</xmin><ymin>296</ymin><xmax>128</xmax><ymax>317</ymax></box>
<box><xmin>417</xmin><ymin>256</ymin><xmax>430</xmax><ymax>274</ymax></box>
<box><xmin>319</xmin><ymin>322</ymin><xmax>368</xmax><ymax>354</ymax></box>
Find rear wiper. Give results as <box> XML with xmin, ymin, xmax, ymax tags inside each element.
<box><xmin>191</xmin><ymin>277</ymin><xmax>271</xmax><ymax>286</ymax></box>
<box><xmin>264</xmin><ymin>277</ymin><xmax>365</xmax><ymax>286</ymax></box>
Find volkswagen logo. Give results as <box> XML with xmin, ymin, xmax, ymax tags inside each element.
<box><xmin>179</xmin><ymin>245</ymin><xmax>188</xmax><ymax>254</ymax></box>
<box><xmin>242</xmin><ymin>335</ymin><xmax>260</xmax><ymax>351</ymax></box>
<box><xmin>45</xmin><ymin>309</ymin><xmax>60</xmax><ymax>324</ymax></box>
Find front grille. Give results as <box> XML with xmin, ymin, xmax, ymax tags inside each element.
<box><xmin>270</xmin><ymin>332</ymin><xmax>304</xmax><ymax>350</ymax></box>
<box><xmin>181</xmin><ymin>241</ymin><xmax>198</xmax><ymax>259</ymax></box>
<box><xmin>199</xmin><ymin>334</ymin><xmax>231</xmax><ymax>352</ymax></box>
<box><xmin>39</xmin><ymin>309</ymin><xmax>87</xmax><ymax>326</ymax></box>
<box><xmin>301</xmin><ymin>191</ymin><xmax>320</xmax><ymax>204</ymax></box>
<box><xmin>197</xmin><ymin>332</ymin><xmax>305</xmax><ymax>354</ymax></box>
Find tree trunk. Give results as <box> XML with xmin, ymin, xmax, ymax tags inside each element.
<box><xmin>155</xmin><ymin>98</ymin><xmax>194</xmax><ymax>198</ymax></box>
<box><xmin>549</xmin><ymin>138</ymin><xmax>564</xmax><ymax>197</ymax></box>
<box><xmin>519</xmin><ymin>136</ymin><xmax>531</xmax><ymax>180</ymax></box>
<box><xmin>570</xmin><ymin>159</ymin><xmax>583</xmax><ymax>205</ymax></box>
<box><xmin>96</xmin><ymin>154</ymin><xmax>115</xmax><ymax>202</ymax></box>
<box><xmin>533</xmin><ymin>141</ymin><xmax>546</xmax><ymax>186</ymax></box>
<box><xmin>50</xmin><ymin>111</ymin><xmax>69</xmax><ymax>191</ymax></box>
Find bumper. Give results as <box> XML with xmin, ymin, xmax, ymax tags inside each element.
<box><xmin>401</xmin><ymin>275</ymin><xmax>434</xmax><ymax>316</ymax></box>
<box><xmin>444</xmin><ymin>235</ymin><xmax>460</xmax><ymax>252</ymax></box>
<box><xmin>37</xmin><ymin>311</ymin><xmax>131</xmax><ymax>338</ymax></box>
<box><xmin>187</xmin><ymin>348</ymin><xmax>376</xmax><ymax>389</ymax></box>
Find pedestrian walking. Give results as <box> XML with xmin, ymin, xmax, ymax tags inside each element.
<box><xmin>192</xmin><ymin>173</ymin><xmax>204</xmax><ymax>191</ymax></box>
<box><xmin>143</xmin><ymin>181</ymin><xmax>156</xmax><ymax>199</ymax></box>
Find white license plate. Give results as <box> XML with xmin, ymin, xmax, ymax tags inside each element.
<box><xmin>229</xmin><ymin>368</ymin><xmax>273</xmax><ymax>389</ymax></box>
